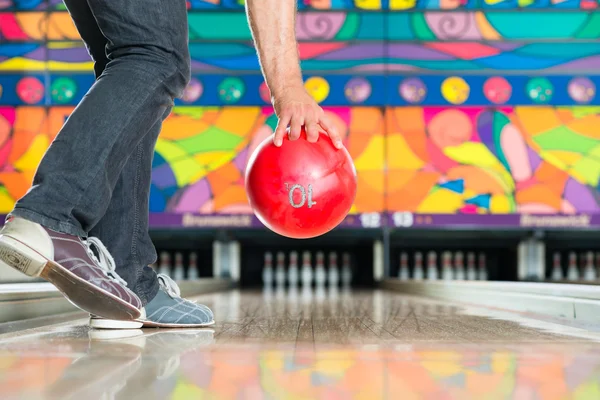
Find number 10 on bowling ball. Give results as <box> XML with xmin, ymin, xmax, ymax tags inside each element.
<box><xmin>245</xmin><ymin>129</ymin><xmax>357</xmax><ymax>239</ymax></box>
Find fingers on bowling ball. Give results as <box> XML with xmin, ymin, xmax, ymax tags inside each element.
<box><xmin>318</xmin><ymin>115</ymin><xmax>343</xmax><ymax>149</ymax></box>
<box><xmin>274</xmin><ymin>111</ymin><xmax>293</xmax><ymax>146</ymax></box>
<box><xmin>290</xmin><ymin>118</ymin><xmax>303</xmax><ymax>141</ymax></box>
<box><xmin>305</xmin><ymin>122</ymin><xmax>319</xmax><ymax>143</ymax></box>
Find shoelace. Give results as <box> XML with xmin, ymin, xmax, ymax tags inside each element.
<box><xmin>157</xmin><ymin>273</ymin><xmax>182</xmax><ymax>298</ymax></box>
<box><xmin>157</xmin><ymin>273</ymin><xmax>197</xmax><ymax>304</ymax></box>
<box><xmin>83</xmin><ymin>237</ymin><xmax>128</xmax><ymax>287</ymax></box>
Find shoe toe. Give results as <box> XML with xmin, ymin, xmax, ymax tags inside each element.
<box><xmin>192</xmin><ymin>304</ymin><xmax>214</xmax><ymax>324</ymax></box>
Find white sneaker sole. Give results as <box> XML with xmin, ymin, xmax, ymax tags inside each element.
<box><xmin>89</xmin><ymin>317</ymin><xmax>144</xmax><ymax>329</ymax></box>
<box><xmin>90</xmin><ymin>317</ymin><xmax>215</xmax><ymax>329</ymax></box>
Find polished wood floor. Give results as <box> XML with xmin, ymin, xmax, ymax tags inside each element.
<box><xmin>1</xmin><ymin>289</ymin><xmax>600</xmax><ymax>399</ymax></box>
<box><xmin>209</xmin><ymin>288</ymin><xmax>600</xmax><ymax>346</ymax></box>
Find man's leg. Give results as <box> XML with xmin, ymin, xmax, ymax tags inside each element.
<box><xmin>59</xmin><ymin>0</ymin><xmax>161</xmax><ymax>306</ymax></box>
<box><xmin>52</xmin><ymin>0</ymin><xmax>213</xmax><ymax>328</ymax></box>
<box><xmin>0</xmin><ymin>0</ymin><xmax>197</xmax><ymax>320</ymax></box>
<box><xmin>88</xmin><ymin>126</ymin><xmax>162</xmax><ymax>306</ymax></box>
<box><xmin>11</xmin><ymin>0</ymin><xmax>190</xmax><ymax>235</ymax></box>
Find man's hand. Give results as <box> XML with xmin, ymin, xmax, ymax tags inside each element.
<box><xmin>272</xmin><ymin>85</ymin><xmax>342</xmax><ymax>148</ymax></box>
<box><xmin>245</xmin><ymin>0</ymin><xmax>343</xmax><ymax>149</ymax></box>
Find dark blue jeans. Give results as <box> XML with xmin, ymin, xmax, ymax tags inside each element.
<box><xmin>10</xmin><ymin>0</ymin><xmax>191</xmax><ymax>305</ymax></box>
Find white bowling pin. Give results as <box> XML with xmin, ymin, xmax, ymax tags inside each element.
<box><xmin>551</xmin><ymin>252</ymin><xmax>562</xmax><ymax>281</ymax></box>
<box><xmin>567</xmin><ymin>252</ymin><xmax>579</xmax><ymax>281</ymax></box>
<box><xmin>583</xmin><ymin>251</ymin><xmax>596</xmax><ymax>282</ymax></box>
<box><xmin>454</xmin><ymin>251</ymin><xmax>465</xmax><ymax>280</ymax></box>
<box><xmin>466</xmin><ymin>252</ymin><xmax>477</xmax><ymax>281</ymax></box>
<box><xmin>441</xmin><ymin>251</ymin><xmax>453</xmax><ymax>281</ymax></box>
<box><xmin>315</xmin><ymin>252</ymin><xmax>326</xmax><ymax>287</ymax></box>
<box><xmin>262</xmin><ymin>252</ymin><xmax>274</xmax><ymax>287</ymax></box>
<box><xmin>328</xmin><ymin>252</ymin><xmax>339</xmax><ymax>288</ymax></box>
<box><xmin>275</xmin><ymin>252</ymin><xmax>286</xmax><ymax>288</ymax></box>
<box><xmin>398</xmin><ymin>252</ymin><xmax>410</xmax><ymax>281</ymax></box>
<box><xmin>187</xmin><ymin>252</ymin><xmax>199</xmax><ymax>280</ymax></box>
<box><xmin>427</xmin><ymin>251</ymin><xmax>438</xmax><ymax>280</ymax></box>
<box><xmin>288</xmin><ymin>251</ymin><xmax>299</xmax><ymax>287</ymax></box>
<box><xmin>341</xmin><ymin>252</ymin><xmax>352</xmax><ymax>287</ymax></box>
<box><xmin>301</xmin><ymin>251</ymin><xmax>313</xmax><ymax>288</ymax></box>
<box><xmin>158</xmin><ymin>251</ymin><xmax>171</xmax><ymax>277</ymax></box>
<box><xmin>173</xmin><ymin>252</ymin><xmax>185</xmax><ymax>281</ymax></box>
<box><xmin>413</xmin><ymin>252</ymin><xmax>424</xmax><ymax>281</ymax></box>
<box><xmin>477</xmin><ymin>252</ymin><xmax>488</xmax><ymax>281</ymax></box>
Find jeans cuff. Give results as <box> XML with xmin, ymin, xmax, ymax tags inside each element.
<box><xmin>138</xmin><ymin>279</ymin><xmax>160</xmax><ymax>306</ymax></box>
<box><xmin>9</xmin><ymin>208</ymin><xmax>86</xmax><ymax>237</ymax></box>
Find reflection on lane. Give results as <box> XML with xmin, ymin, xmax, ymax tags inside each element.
<box><xmin>0</xmin><ymin>290</ymin><xmax>599</xmax><ymax>399</ymax></box>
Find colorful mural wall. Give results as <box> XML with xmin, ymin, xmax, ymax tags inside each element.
<box><xmin>0</xmin><ymin>1</ymin><xmax>599</xmax><ymax>228</ymax></box>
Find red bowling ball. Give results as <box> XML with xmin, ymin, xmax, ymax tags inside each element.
<box><xmin>245</xmin><ymin>129</ymin><xmax>357</xmax><ymax>239</ymax></box>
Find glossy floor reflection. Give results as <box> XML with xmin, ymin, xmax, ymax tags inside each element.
<box><xmin>1</xmin><ymin>289</ymin><xmax>600</xmax><ymax>399</ymax></box>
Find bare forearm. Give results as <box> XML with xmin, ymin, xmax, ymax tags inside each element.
<box><xmin>246</xmin><ymin>0</ymin><xmax>303</xmax><ymax>99</ymax></box>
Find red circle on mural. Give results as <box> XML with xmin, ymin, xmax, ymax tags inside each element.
<box><xmin>16</xmin><ymin>77</ymin><xmax>45</xmax><ymax>104</ymax></box>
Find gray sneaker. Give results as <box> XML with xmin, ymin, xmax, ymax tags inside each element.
<box><xmin>0</xmin><ymin>216</ymin><xmax>142</xmax><ymax>320</ymax></box>
<box><xmin>90</xmin><ymin>274</ymin><xmax>214</xmax><ymax>329</ymax></box>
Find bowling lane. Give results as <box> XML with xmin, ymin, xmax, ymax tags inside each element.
<box><xmin>2</xmin><ymin>289</ymin><xmax>600</xmax><ymax>398</ymax></box>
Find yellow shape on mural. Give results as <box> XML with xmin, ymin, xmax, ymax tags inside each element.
<box><xmin>155</xmin><ymin>139</ymin><xmax>188</xmax><ymax>161</ymax></box>
<box><xmin>194</xmin><ymin>151</ymin><xmax>235</xmax><ymax>169</ymax></box>
<box><xmin>444</xmin><ymin>142</ymin><xmax>499</xmax><ymax>168</ymax></box>
<box><xmin>304</xmin><ymin>77</ymin><xmax>330</xmax><ymax>103</ymax></box>
<box><xmin>155</xmin><ymin>139</ymin><xmax>207</xmax><ymax>186</ymax></box>
<box><xmin>386</xmin><ymin>134</ymin><xmax>425</xmax><ymax>170</ymax></box>
<box><xmin>463</xmin><ymin>189</ymin><xmax>477</xmax><ymax>199</ymax></box>
<box><xmin>571</xmin><ymin>158</ymin><xmax>600</xmax><ymax>186</ymax></box>
<box><xmin>171</xmin><ymin>158</ymin><xmax>205</xmax><ymax>187</ymax></box>
<box><xmin>490</xmin><ymin>194</ymin><xmax>513</xmax><ymax>213</ymax></box>
<box><xmin>588</xmin><ymin>144</ymin><xmax>600</xmax><ymax>159</ymax></box>
<box><xmin>46</xmin><ymin>61</ymin><xmax>94</xmax><ymax>71</ymax></box>
<box><xmin>390</xmin><ymin>0</ymin><xmax>417</xmax><ymax>9</ymax></box>
<box><xmin>540</xmin><ymin>150</ymin><xmax>569</xmax><ymax>171</ymax></box>
<box><xmin>569</xmin><ymin>106</ymin><xmax>600</xmax><ymax>119</ymax></box>
<box><xmin>417</xmin><ymin>189</ymin><xmax>463</xmax><ymax>213</ymax></box>
<box><xmin>355</xmin><ymin>0</ymin><xmax>382</xmax><ymax>9</ymax></box>
<box><xmin>353</xmin><ymin>136</ymin><xmax>385</xmax><ymax>171</ymax></box>
<box><xmin>0</xmin><ymin>190</ymin><xmax>15</xmax><ymax>213</ymax></box>
<box><xmin>544</xmin><ymin>150</ymin><xmax>582</xmax><ymax>167</ymax></box>
<box><xmin>14</xmin><ymin>135</ymin><xmax>49</xmax><ymax>171</ymax></box>
<box><xmin>0</xmin><ymin>59</ymin><xmax>46</xmax><ymax>71</ymax></box>
<box><xmin>443</xmin><ymin>142</ymin><xmax>514</xmax><ymax>191</ymax></box>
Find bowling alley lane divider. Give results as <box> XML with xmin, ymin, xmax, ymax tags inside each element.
<box><xmin>0</xmin><ymin>278</ymin><xmax>234</xmax><ymax>328</ymax></box>
<box><xmin>381</xmin><ymin>279</ymin><xmax>600</xmax><ymax>324</ymax></box>
<box><xmin>2</xmin><ymin>74</ymin><xmax>600</xmax><ymax>106</ymax></box>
